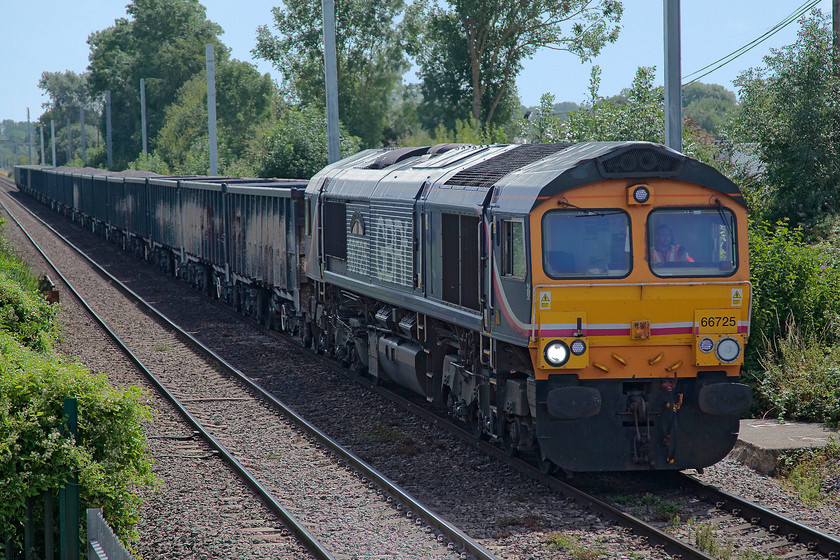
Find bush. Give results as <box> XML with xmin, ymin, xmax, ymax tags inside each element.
<box><xmin>0</xmin><ymin>220</ymin><xmax>59</xmax><ymax>351</ymax></box>
<box><xmin>757</xmin><ymin>320</ymin><xmax>840</xmax><ymax>425</ymax></box>
<box><xmin>0</xmin><ymin>221</ymin><xmax>154</xmax><ymax>547</ymax></box>
<box><xmin>239</xmin><ymin>105</ymin><xmax>362</xmax><ymax>180</ymax></box>
<box><xmin>746</xmin><ymin>219</ymin><xmax>840</xmax><ymax>369</ymax></box>
<box><xmin>0</xmin><ymin>332</ymin><xmax>155</xmax><ymax>544</ymax></box>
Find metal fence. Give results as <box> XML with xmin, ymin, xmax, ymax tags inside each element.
<box><xmin>86</xmin><ymin>510</ymin><xmax>135</xmax><ymax>560</ymax></box>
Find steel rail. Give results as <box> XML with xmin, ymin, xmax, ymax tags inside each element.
<box><xmin>679</xmin><ymin>473</ymin><xmax>840</xmax><ymax>559</ymax></box>
<box><xmin>0</xmin><ymin>188</ymin><xmax>336</xmax><ymax>560</ymax></box>
<box><xmin>0</xmin><ymin>183</ymin><xmax>498</xmax><ymax>560</ymax></box>
<box><xmin>334</xmin><ymin>370</ymin><xmax>718</xmax><ymax>560</ymax></box>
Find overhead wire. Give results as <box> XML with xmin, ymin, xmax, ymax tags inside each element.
<box><xmin>682</xmin><ymin>0</ymin><xmax>821</xmax><ymax>85</ymax></box>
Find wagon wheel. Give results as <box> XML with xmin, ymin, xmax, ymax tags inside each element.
<box><xmin>279</xmin><ymin>304</ymin><xmax>290</xmax><ymax>333</ymax></box>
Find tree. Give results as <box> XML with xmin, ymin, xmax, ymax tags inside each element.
<box><xmin>253</xmin><ymin>0</ymin><xmax>422</xmax><ymax>147</ymax></box>
<box><xmin>236</xmin><ymin>105</ymin><xmax>362</xmax><ymax>179</ymax></box>
<box><xmin>681</xmin><ymin>82</ymin><xmax>736</xmax><ymax>136</ymax></box>
<box><xmin>521</xmin><ymin>92</ymin><xmax>562</xmax><ymax>143</ymax></box>
<box><xmin>559</xmin><ymin>66</ymin><xmax>740</xmax><ymax>183</ymax></box>
<box><xmin>86</xmin><ymin>0</ymin><xmax>226</xmax><ymax>168</ymax></box>
<box><xmin>566</xmin><ymin>66</ymin><xmax>664</xmax><ymax>143</ymax></box>
<box><xmin>37</xmin><ymin>71</ymin><xmax>97</xmax><ymax>125</ymax></box>
<box><xmin>418</xmin><ymin>0</ymin><xmax>622</xmax><ymax>128</ymax></box>
<box><xmin>725</xmin><ymin>9</ymin><xmax>840</xmax><ymax>228</ymax></box>
<box><xmin>37</xmin><ymin>71</ymin><xmax>103</xmax><ymax>166</ymax></box>
<box><xmin>416</xmin><ymin>8</ymin><xmax>521</xmax><ymax>134</ymax></box>
<box><xmin>155</xmin><ymin>59</ymin><xmax>276</xmax><ymax>173</ymax></box>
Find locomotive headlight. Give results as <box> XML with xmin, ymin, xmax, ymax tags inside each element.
<box><xmin>544</xmin><ymin>340</ymin><xmax>571</xmax><ymax>367</ymax></box>
<box><xmin>715</xmin><ymin>337</ymin><xmax>741</xmax><ymax>363</ymax></box>
<box><xmin>698</xmin><ymin>337</ymin><xmax>715</xmax><ymax>353</ymax></box>
<box><xmin>570</xmin><ymin>339</ymin><xmax>587</xmax><ymax>356</ymax></box>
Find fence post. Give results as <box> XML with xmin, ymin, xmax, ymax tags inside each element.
<box><xmin>59</xmin><ymin>398</ymin><xmax>79</xmax><ymax>560</ymax></box>
<box><xmin>24</xmin><ymin>497</ymin><xmax>33</xmax><ymax>560</ymax></box>
<box><xmin>5</xmin><ymin>531</ymin><xmax>16</xmax><ymax>560</ymax></box>
<box><xmin>45</xmin><ymin>492</ymin><xmax>54</xmax><ymax>560</ymax></box>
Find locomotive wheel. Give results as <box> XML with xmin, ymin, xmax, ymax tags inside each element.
<box><xmin>502</xmin><ymin>417</ymin><xmax>519</xmax><ymax>457</ymax></box>
<box><xmin>467</xmin><ymin>405</ymin><xmax>487</xmax><ymax>441</ymax></box>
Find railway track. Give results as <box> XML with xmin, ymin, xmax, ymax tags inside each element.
<box><xmin>0</xmin><ymin>177</ymin><xmax>481</xmax><ymax>560</ymax></box>
<box><xmin>3</xmin><ymin>175</ymin><xmax>839</xmax><ymax>560</ymax></box>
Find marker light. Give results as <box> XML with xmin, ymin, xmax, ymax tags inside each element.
<box><xmin>715</xmin><ymin>337</ymin><xmax>742</xmax><ymax>363</ymax></box>
<box><xmin>633</xmin><ymin>186</ymin><xmax>651</xmax><ymax>203</ymax></box>
<box><xmin>544</xmin><ymin>340</ymin><xmax>571</xmax><ymax>367</ymax></box>
<box><xmin>698</xmin><ymin>337</ymin><xmax>715</xmax><ymax>353</ymax></box>
<box><xmin>570</xmin><ymin>339</ymin><xmax>587</xmax><ymax>356</ymax></box>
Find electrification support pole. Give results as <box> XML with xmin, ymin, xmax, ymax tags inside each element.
<box><xmin>664</xmin><ymin>0</ymin><xmax>682</xmax><ymax>152</ymax></box>
<box><xmin>140</xmin><ymin>78</ymin><xmax>148</xmax><ymax>155</ymax></box>
<box><xmin>834</xmin><ymin>0</ymin><xmax>840</xmax><ymax>54</ymax></box>
<box><xmin>27</xmin><ymin>108</ymin><xmax>33</xmax><ymax>164</ymax></box>
<box><xmin>40</xmin><ymin>125</ymin><xmax>45</xmax><ymax>165</ymax></box>
<box><xmin>66</xmin><ymin>118</ymin><xmax>72</xmax><ymax>163</ymax></box>
<box><xmin>105</xmin><ymin>91</ymin><xmax>113</xmax><ymax>168</ymax></box>
<box><xmin>51</xmin><ymin>120</ymin><xmax>56</xmax><ymax>166</ymax></box>
<box><xmin>206</xmin><ymin>44</ymin><xmax>218</xmax><ymax>175</ymax></box>
<box><xmin>80</xmin><ymin>106</ymin><xmax>87</xmax><ymax>165</ymax></box>
<box><xmin>322</xmin><ymin>0</ymin><xmax>340</xmax><ymax>164</ymax></box>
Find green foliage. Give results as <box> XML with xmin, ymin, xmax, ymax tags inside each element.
<box><xmin>521</xmin><ymin>93</ymin><xmax>563</xmax><ymax>143</ymax></box>
<box><xmin>0</xmin><ymin>120</ymin><xmax>37</xmax><ymax>172</ymax></box>
<box><xmin>777</xmin><ymin>438</ymin><xmax>840</xmax><ymax>505</ymax></box>
<box><xmin>0</xmin><ymin>331</ymin><xmax>155</xmax><ymax>544</ymax></box>
<box><xmin>414</xmin><ymin>7</ymin><xmax>521</xmax><ymax>133</ymax></box>
<box><xmin>757</xmin><ymin>322</ymin><xmax>840</xmax><ymax>426</ymax></box>
<box><xmin>154</xmin><ymin>59</ymin><xmax>276</xmax><ymax>173</ymax></box>
<box><xmin>87</xmin><ymin>0</ymin><xmax>227</xmax><ymax>168</ymax></box>
<box><xmin>127</xmin><ymin>151</ymin><xmax>170</xmax><ymax>175</ymax></box>
<box><xmin>254</xmin><ymin>0</ymin><xmax>419</xmax><ymax>147</ymax></box>
<box><xmin>0</xmin><ymin>224</ymin><xmax>154</xmax><ymax>546</ymax></box>
<box><xmin>682</xmin><ymin>82</ymin><xmax>737</xmax><ymax>136</ymax></box>
<box><xmin>746</xmin><ymin>220</ymin><xmax>840</xmax><ymax>367</ymax></box>
<box><xmin>566</xmin><ymin>66</ymin><xmax>664</xmax><ymax>143</ymax></box>
<box><xmin>237</xmin><ymin>105</ymin><xmax>362</xmax><ymax>180</ymax></box>
<box><xmin>0</xmin><ymin>222</ymin><xmax>58</xmax><ymax>352</ymax></box>
<box><xmin>543</xmin><ymin>532</ymin><xmax>603</xmax><ymax>560</ymax></box>
<box><xmin>419</xmin><ymin>0</ymin><xmax>622</xmax><ymax>129</ymax></box>
<box><xmin>399</xmin><ymin>116</ymin><xmax>509</xmax><ymax>147</ymax></box>
<box><xmin>726</xmin><ymin>9</ymin><xmax>840</xmax><ymax>228</ymax></box>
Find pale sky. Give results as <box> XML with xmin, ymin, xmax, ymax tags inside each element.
<box><xmin>1</xmin><ymin>0</ymin><xmax>832</xmax><ymax>123</ymax></box>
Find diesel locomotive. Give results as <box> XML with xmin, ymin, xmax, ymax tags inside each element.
<box><xmin>15</xmin><ymin>141</ymin><xmax>752</xmax><ymax>473</ymax></box>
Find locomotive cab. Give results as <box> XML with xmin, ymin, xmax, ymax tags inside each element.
<box><xmin>523</xmin><ymin>145</ymin><xmax>752</xmax><ymax>471</ymax></box>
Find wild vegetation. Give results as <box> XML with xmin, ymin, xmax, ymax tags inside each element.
<box><xmin>0</xmin><ymin>219</ymin><xmax>155</xmax><ymax>547</ymax></box>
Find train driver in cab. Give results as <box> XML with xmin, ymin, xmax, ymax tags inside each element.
<box><xmin>650</xmin><ymin>224</ymin><xmax>694</xmax><ymax>263</ymax></box>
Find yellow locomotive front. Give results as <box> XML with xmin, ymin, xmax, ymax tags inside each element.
<box><xmin>527</xmin><ymin>155</ymin><xmax>752</xmax><ymax>472</ymax></box>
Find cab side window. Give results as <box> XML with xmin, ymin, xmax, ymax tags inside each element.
<box><xmin>502</xmin><ymin>219</ymin><xmax>526</xmax><ymax>279</ymax></box>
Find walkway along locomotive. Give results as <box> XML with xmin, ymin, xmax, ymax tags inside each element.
<box><xmin>15</xmin><ymin>141</ymin><xmax>752</xmax><ymax>473</ymax></box>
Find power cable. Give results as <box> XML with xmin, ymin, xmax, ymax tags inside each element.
<box><xmin>682</xmin><ymin>0</ymin><xmax>821</xmax><ymax>84</ymax></box>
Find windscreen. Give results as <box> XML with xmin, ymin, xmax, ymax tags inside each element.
<box><xmin>648</xmin><ymin>208</ymin><xmax>737</xmax><ymax>277</ymax></box>
<box><xmin>542</xmin><ymin>210</ymin><xmax>631</xmax><ymax>278</ymax></box>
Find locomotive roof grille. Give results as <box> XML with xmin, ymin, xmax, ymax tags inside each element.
<box><xmin>443</xmin><ymin>142</ymin><xmax>571</xmax><ymax>188</ymax></box>
<box><xmin>598</xmin><ymin>147</ymin><xmax>683</xmax><ymax>177</ymax></box>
